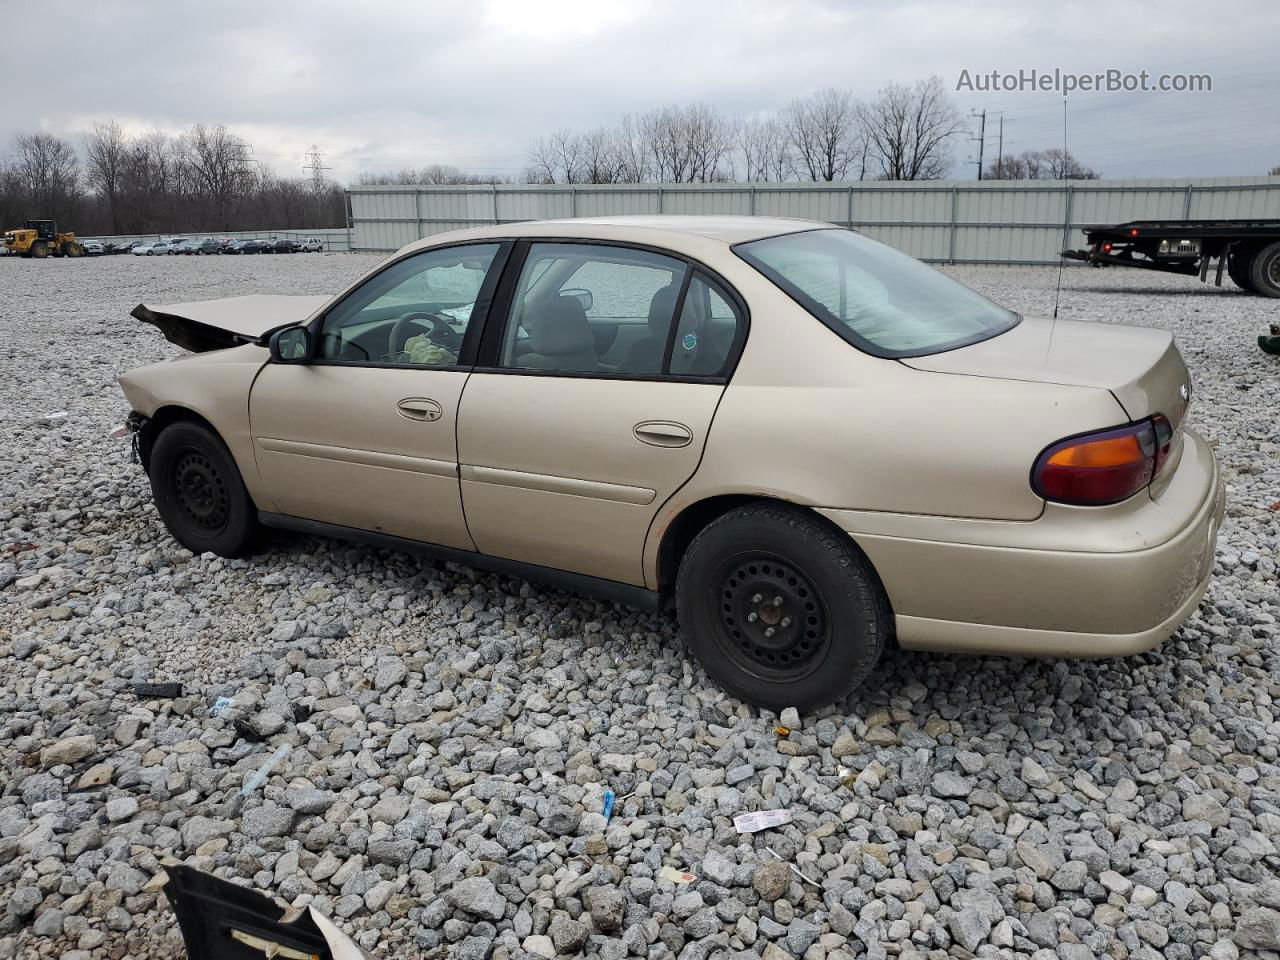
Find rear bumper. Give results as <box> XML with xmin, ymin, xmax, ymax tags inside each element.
<box><xmin>819</xmin><ymin>427</ymin><xmax>1225</xmax><ymax>658</ymax></box>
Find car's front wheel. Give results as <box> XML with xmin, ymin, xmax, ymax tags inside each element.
<box><xmin>148</xmin><ymin>421</ymin><xmax>259</xmax><ymax>557</ymax></box>
<box><xmin>676</xmin><ymin>503</ymin><xmax>890</xmax><ymax>711</ymax></box>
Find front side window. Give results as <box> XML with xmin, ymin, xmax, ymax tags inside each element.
<box><xmin>318</xmin><ymin>243</ymin><xmax>500</xmax><ymax>365</ymax></box>
<box><xmin>735</xmin><ymin>229</ymin><xmax>1018</xmax><ymax>357</ymax></box>
<box><xmin>499</xmin><ymin>243</ymin><xmax>688</xmax><ymax>375</ymax></box>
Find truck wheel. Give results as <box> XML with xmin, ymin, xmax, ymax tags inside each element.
<box><xmin>65</xmin><ymin>243</ymin><xmax>84</xmax><ymax>258</ymax></box>
<box><xmin>149</xmin><ymin>421</ymin><xmax>259</xmax><ymax>557</ymax></box>
<box><xmin>1228</xmin><ymin>252</ymin><xmax>1257</xmax><ymax>293</ymax></box>
<box><xmin>676</xmin><ymin>503</ymin><xmax>891</xmax><ymax>711</ymax></box>
<box><xmin>1249</xmin><ymin>242</ymin><xmax>1280</xmax><ymax>299</ymax></box>
<box><xmin>29</xmin><ymin>241</ymin><xmax>49</xmax><ymax>258</ymax></box>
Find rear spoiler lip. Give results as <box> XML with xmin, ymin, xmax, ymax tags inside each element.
<box><xmin>130</xmin><ymin>303</ymin><xmax>294</xmax><ymax>353</ymax></box>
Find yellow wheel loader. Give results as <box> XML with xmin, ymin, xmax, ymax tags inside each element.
<box><xmin>2</xmin><ymin>219</ymin><xmax>85</xmax><ymax>258</ymax></box>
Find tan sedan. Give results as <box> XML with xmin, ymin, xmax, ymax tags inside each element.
<box><xmin>118</xmin><ymin>216</ymin><xmax>1224</xmax><ymax>709</ymax></box>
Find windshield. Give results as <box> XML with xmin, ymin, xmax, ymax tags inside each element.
<box><xmin>735</xmin><ymin>228</ymin><xmax>1018</xmax><ymax>357</ymax></box>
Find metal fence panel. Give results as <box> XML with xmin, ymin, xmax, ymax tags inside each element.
<box><xmin>348</xmin><ymin>177</ymin><xmax>1280</xmax><ymax>262</ymax></box>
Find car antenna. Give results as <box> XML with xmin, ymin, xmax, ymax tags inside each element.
<box><xmin>1052</xmin><ymin>96</ymin><xmax>1069</xmax><ymax>320</ymax></box>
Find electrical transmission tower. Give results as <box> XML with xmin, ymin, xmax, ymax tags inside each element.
<box><xmin>304</xmin><ymin>145</ymin><xmax>331</xmax><ymax>193</ymax></box>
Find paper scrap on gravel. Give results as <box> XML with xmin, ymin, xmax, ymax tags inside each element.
<box><xmin>733</xmin><ymin>809</ymin><xmax>793</xmax><ymax>833</ymax></box>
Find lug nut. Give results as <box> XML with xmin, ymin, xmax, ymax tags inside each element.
<box><xmin>781</xmin><ymin>617</ymin><xmax>792</xmax><ymax>627</ymax></box>
<box><xmin>773</xmin><ymin>596</ymin><xmax>783</xmax><ymax>606</ymax></box>
<box><xmin>751</xmin><ymin>593</ymin><xmax>763</xmax><ymax>603</ymax></box>
<box><xmin>747</xmin><ymin>613</ymin><xmax>758</xmax><ymax>623</ymax></box>
<box><xmin>764</xmin><ymin>627</ymin><xmax>775</xmax><ymax>638</ymax></box>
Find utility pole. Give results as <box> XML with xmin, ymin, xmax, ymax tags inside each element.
<box><xmin>996</xmin><ymin>115</ymin><xmax>1004</xmax><ymax>179</ymax></box>
<box><xmin>969</xmin><ymin>109</ymin><xmax>986</xmax><ymax>180</ymax></box>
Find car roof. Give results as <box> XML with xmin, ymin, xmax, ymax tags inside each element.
<box><xmin>397</xmin><ymin>215</ymin><xmax>828</xmax><ymax>258</ymax></box>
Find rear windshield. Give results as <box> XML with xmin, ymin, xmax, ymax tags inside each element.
<box><xmin>735</xmin><ymin>228</ymin><xmax>1018</xmax><ymax>357</ymax></box>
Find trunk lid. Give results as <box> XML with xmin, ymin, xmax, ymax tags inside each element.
<box><xmin>902</xmin><ymin>315</ymin><xmax>1192</xmax><ymax>427</ymax></box>
<box><xmin>131</xmin><ymin>294</ymin><xmax>331</xmax><ymax>353</ymax></box>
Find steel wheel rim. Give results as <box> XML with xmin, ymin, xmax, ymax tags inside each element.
<box><xmin>173</xmin><ymin>450</ymin><xmax>229</xmax><ymax>532</ymax></box>
<box><xmin>710</xmin><ymin>552</ymin><xmax>830</xmax><ymax>683</ymax></box>
<box><xmin>1269</xmin><ymin>254</ymin><xmax>1280</xmax><ymax>285</ymax></box>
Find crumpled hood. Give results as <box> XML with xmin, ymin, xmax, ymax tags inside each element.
<box><xmin>132</xmin><ymin>294</ymin><xmax>332</xmax><ymax>352</ymax></box>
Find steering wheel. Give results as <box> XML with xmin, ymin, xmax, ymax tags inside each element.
<box><xmin>387</xmin><ymin>312</ymin><xmax>462</xmax><ymax>359</ymax></box>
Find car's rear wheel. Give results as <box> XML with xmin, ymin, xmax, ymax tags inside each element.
<box><xmin>676</xmin><ymin>503</ymin><xmax>890</xmax><ymax>711</ymax></box>
<box><xmin>1249</xmin><ymin>241</ymin><xmax>1280</xmax><ymax>299</ymax></box>
<box><xmin>149</xmin><ymin>421</ymin><xmax>259</xmax><ymax>557</ymax></box>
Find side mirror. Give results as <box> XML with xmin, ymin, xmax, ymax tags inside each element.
<box><xmin>562</xmin><ymin>287</ymin><xmax>593</xmax><ymax>312</ymax></box>
<box><xmin>268</xmin><ymin>325</ymin><xmax>311</xmax><ymax>363</ymax></box>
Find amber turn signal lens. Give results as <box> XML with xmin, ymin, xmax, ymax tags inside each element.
<box><xmin>1032</xmin><ymin>419</ymin><xmax>1169</xmax><ymax>506</ymax></box>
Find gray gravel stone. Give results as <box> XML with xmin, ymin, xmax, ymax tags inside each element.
<box><xmin>446</xmin><ymin>876</ymin><xmax>506</xmax><ymax>921</ymax></box>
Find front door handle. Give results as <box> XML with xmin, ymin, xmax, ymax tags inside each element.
<box><xmin>397</xmin><ymin>398</ymin><xmax>442</xmax><ymax>422</ymax></box>
<box><xmin>634</xmin><ymin>420</ymin><xmax>693</xmax><ymax>448</ymax></box>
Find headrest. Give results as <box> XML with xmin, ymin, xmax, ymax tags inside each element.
<box><xmin>528</xmin><ymin>296</ymin><xmax>594</xmax><ymax>355</ymax></box>
<box><xmin>648</xmin><ymin>283</ymin><xmax>681</xmax><ymax>335</ymax></box>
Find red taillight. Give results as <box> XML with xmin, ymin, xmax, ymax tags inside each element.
<box><xmin>1032</xmin><ymin>416</ymin><xmax>1174</xmax><ymax>505</ymax></box>
<box><xmin>1102</xmin><ymin>242</ymin><xmax>1113</xmax><ymax>252</ymax></box>
<box><xmin>1130</xmin><ymin>228</ymin><xmax>1139</xmax><ymax>237</ymax></box>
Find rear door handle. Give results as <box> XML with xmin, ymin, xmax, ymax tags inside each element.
<box><xmin>634</xmin><ymin>420</ymin><xmax>693</xmax><ymax>447</ymax></box>
<box><xmin>397</xmin><ymin>398</ymin><xmax>442</xmax><ymax>421</ymax></box>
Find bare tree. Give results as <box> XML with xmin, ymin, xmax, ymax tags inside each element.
<box><xmin>737</xmin><ymin>117</ymin><xmax>793</xmax><ymax>182</ymax></box>
<box><xmin>11</xmin><ymin>132</ymin><xmax>79</xmax><ymax>220</ymax></box>
<box><xmin>635</xmin><ymin>104</ymin><xmax>734</xmax><ymax>183</ymax></box>
<box><xmin>84</xmin><ymin>121</ymin><xmax>129</xmax><ymax>233</ymax></box>
<box><xmin>861</xmin><ymin>75</ymin><xmax>963</xmax><ymax>180</ymax></box>
<box><xmin>182</xmin><ymin>124</ymin><xmax>256</xmax><ymax>229</ymax></box>
<box><xmin>784</xmin><ymin>89</ymin><xmax>864</xmax><ymax>181</ymax></box>
<box><xmin>986</xmin><ymin>149</ymin><xmax>1099</xmax><ymax>180</ymax></box>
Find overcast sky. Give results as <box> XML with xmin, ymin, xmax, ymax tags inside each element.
<box><xmin>4</xmin><ymin>0</ymin><xmax>1277</xmax><ymax>182</ymax></box>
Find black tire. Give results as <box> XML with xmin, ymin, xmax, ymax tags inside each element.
<box><xmin>676</xmin><ymin>503</ymin><xmax>891</xmax><ymax>711</ymax></box>
<box><xmin>1228</xmin><ymin>251</ymin><xmax>1256</xmax><ymax>293</ymax></box>
<box><xmin>1249</xmin><ymin>241</ymin><xmax>1280</xmax><ymax>299</ymax></box>
<box><xmin>30</xmin><ymin>240</ymin><xmax>49</xmax><ymax>258</ymax></box>
<box><xmin>148</xmin><ymin>421</ymin><xmax>258</xmax><ymax>557</ymax></box>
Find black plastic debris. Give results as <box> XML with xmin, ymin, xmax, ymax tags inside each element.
<box><xmin>133</xmin><ymin>681</ymin><xmax>183</xmax><ymax>699</ymax></box>
<box><xmin>161</xmin><ymin>863</ymin><xmax>366</xmax><ymax>959</ymax></box>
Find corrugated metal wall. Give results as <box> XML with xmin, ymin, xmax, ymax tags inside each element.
<box><xmin>348</xmin><ymin>177</ymin><xmax>1280</xmax><ymax>263</ymax></box>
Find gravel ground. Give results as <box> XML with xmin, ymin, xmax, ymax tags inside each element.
<box><xmin>1</xmin><ymin>252</ymin><xmax>1278</xmax><ymax>960</ymax></box>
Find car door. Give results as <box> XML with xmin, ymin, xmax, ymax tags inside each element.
<box><xmin>249</xmin><ymin>241</ymin><xmax>508</xmax><ymax>549</ymax></box>
<box><xmin>456</xmin><ymin>240</ymin><xmax>745</xmax><ymax>585</ymax></box>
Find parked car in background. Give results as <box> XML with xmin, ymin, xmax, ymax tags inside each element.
<box><xmin>82</xmin><ymin>240</ymin><xmax>105</xmax><ymax>256</ymax></box>
<box><xmin>222</xmin><ymin>240</ymin><xmax>246</xmax><ymax>255</ymax></box>
<box><xmin>216</xmin><ymin>238</ymin><xmax>238</xmax><ymax>252</ymax></box>
<box><xmin>132</xmin><ymin>240</ymin><xmax>169</xmax><ymax>256</ymax></box>
<box><xmin>168</xmin><ymin>239</ymin><xmax>196</xmax><ymax>255</ymax></box>
<box><xmin>299</xmin><ymin>237</ymin><xmax>324</xmax><ymax>253</ymax></box>
<box><xmin>186</xmin><ymin>237</ymin><xmax>222</xmax><ymax>255</ymax></box>
<box><xmin>239</xmin><ymin>239</ymin><xmax>271</xmax><ymax>254</ymax></box>
<box><xmin>118</xmin><ymin>215</ymin><xmax>1223</xmax><ymax>709</ymax></box>
<box><xmin>272</xmin><ymin>238</ymin><xmax>299</xmax><ymax>254</ymax></box>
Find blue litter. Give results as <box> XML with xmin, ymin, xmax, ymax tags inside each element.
<box><xmin>601</xmin><ymin>789</ymin><xmax>615</xmax><ymax>821</ymax></box>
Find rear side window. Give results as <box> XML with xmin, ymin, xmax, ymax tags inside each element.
<box><xmin>499</xmin><ymin>243</ymin><xmax>688</xmax><ymax>375</ymax></box>
<box><xmin>735</xmin><ymin>228</ymin><xmax>1018</xmax><ymax>358</ymax></box>
<box><xmin>669</xmin><ymin>273</ymin><xmax>741</xmax><ymax>377</ymax></box>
